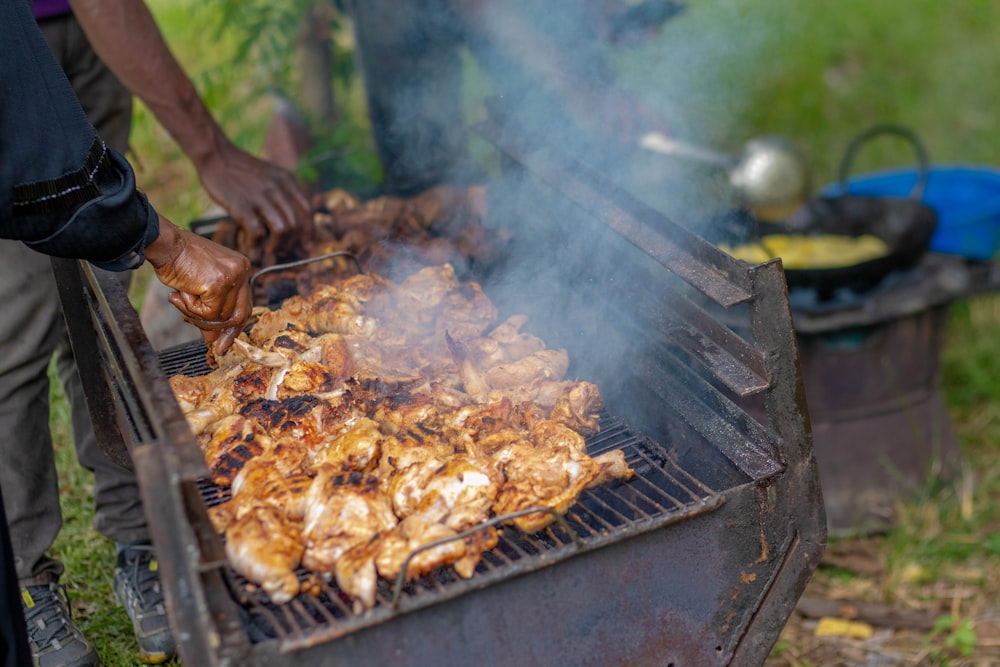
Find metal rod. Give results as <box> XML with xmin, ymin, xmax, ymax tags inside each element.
<box><xmin>638</xmin><ymin>131</ymin><xmax>734</xmax><ymax>167</ymax></box>
<box><xmin>249</xmin><ymin>250</ymin><xmax>364</xmax><ymax>296</ymax></box>
<box><xmin>391</xmin><ymin>507</ymin><xmax>583</xmax><ymax>608</ymax></box>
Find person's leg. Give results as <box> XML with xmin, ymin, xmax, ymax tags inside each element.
<box><xmin>0</xmin><ymin>237</ymin><xmax>102</xmax><ymax>667</ymax></box>
<box><xmin>0</xmin><ymin>490</ymin><xmax>31</xmax><ymax>667</ymax></box>
<box><xmin>0</xmin><ymin>243</ymin><xmax>65</xmax><ymax>587</ymax></box>
<box><xmin>346</xmin><ymin>0</ymin><xmax>471</xmax><ymax>195</ymax></box>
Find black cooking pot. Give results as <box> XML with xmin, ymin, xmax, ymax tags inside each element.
<box><xmin>777</xmin><ymin>194</ymin><xmax>937</xmax><ymax>295</ymax></box>
<box><xmin>767</xmin><ymin>124</ymin><xmax>937</xmax><ymax>296</ymax></box>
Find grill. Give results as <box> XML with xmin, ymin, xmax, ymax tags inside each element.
<box><xmin>53</xmin><ymin>110</ymin><xmax>826</xmax><ymax>666</ymax></box>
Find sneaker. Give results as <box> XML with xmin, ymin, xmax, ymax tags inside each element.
<box><xmin>20</xmin><ymin>582</ymin><xmax>100</xmax><ymax>667</ymax></box>
<box><xmin>112</xmin><ymin>544</ymin><xmax>176</xmax><ymax>664</ymax></box>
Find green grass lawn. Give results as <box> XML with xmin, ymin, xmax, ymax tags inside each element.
<box><xmin>42</xmin><ymin>1</ymin><xmax>1000</xmax><ymax>664</ymax></box>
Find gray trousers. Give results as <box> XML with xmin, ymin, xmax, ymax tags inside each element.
<box><xmin>0</xmin><ymin>13</ymin><xmax>147</xmax><ymax>584</ymax></box>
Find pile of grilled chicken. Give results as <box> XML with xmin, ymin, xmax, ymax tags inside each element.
<box><xmin>215</xmin><ymin>185</ymin><xmax>505</xmax><ymax>306</ymax></box>
<box><xmin>169</xmin><ymin>264</ymin><xmax>633</xmax><ymax>610</ymax></box>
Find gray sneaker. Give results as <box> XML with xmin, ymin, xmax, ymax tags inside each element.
<box><xmin>112</xmin><ymin>544</ymin><xmax>176</xmax><ymax>664</ymax></box>
<box><xmin>20</xmin><ymin>582</ymin><xmax>100</xmax><ymax>667</ymax></box>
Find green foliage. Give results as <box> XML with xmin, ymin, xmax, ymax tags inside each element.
<box><xmin>925</xmin><ymin>615</ymin><xmax>977</xmax><ymax>665</ymax></box>
<box><xmin>209</xmin><ymin>0</ymin><xmax>379</xmax><ymax>190</ymax></box>
<box><xmin>296</xmin><ymin>121</ymin><xmax>383</xmax><ymax>193</ymax></box>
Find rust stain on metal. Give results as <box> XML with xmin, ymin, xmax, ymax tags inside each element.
<box><xmin>740</xmin><ymin>571</ymin><xmax>757</xmax><ymax>585</ymax></box>
<box><xmin>756</xmin><ymin>526</ymin><xmax>770</xmax><ymax>564</ymax></box>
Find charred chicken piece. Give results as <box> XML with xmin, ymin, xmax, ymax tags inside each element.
<box><xmin>301</xmin><ymin>469</ymin><xmax>397</xmax><ymax>581</ymax></box>
<box><xmin>310</xmin><ymin>416</ymin><xmax>383</xmax><ymax>473</ymax></box>
<box><xmin>225</xmin><ymin>506</ymin><xmax>303</xmax><ymax>604</ymax></box>
<box><xmin>548</xmin><ymin>381</ymin><xmax>604</xmax><ymax>437</ymax></box>
<box><xmin>492</xmin><ymin>421</ymin><xmax>633</xmax><ymax>533</ymax></box>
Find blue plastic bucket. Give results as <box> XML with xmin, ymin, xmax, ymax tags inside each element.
<box><xmin>822</xmin><ymin>165</ymin><xmax>1000</xmax><ymax>261</ymax></box>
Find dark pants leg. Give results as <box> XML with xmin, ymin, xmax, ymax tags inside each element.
<box><xmin>0</xmin><ymin>491</ymin><xmax>30</xmax><ymax>667</ymax></box>
<box><xmin>345</xmin><ymin>0</ymin><xmax>471</xmax><ymax>195</ymax></box>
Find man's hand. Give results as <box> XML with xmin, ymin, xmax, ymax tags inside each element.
<box><xmin>196</xmin><ymin>142</ymin><xmax>313</xmax><ymax>262</ymax></box>
<box><xmin>143</xmin><ymin>218</ymin><xmax>252</xmax><ymax>354</ymax></box>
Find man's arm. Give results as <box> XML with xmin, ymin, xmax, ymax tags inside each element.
<box><xmin>68</xmin><ymin>0</ymin><xmax>312</xmax><ymax>258</ymax></box>
<box><xmin>3</xmin><ymin>0</ymin><xmax>251</xmax><ymax>353</ymax></box>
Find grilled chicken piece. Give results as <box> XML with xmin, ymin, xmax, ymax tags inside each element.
<box><xmin>171</xmin><ymin>364</ymin><xmax>247</xmax><ymax>435</ymax></box>
<box><xmin>210</xmin><ymin>465</ymin><xmax>315</xmax><ymax>537</ymax></box>
<box><xmin>377</xmin><ymin>429</ymin><xmax>454</xmax><ymax>485</ymax></box>
<box><xmin>375</xmin><ymin>514</ymin><xmax>468</xmax><ymax>583</ymax></box>
<box><xmin>248</xmin><ymin>282</ymin><xmax>380</xmax><ymax>344</ymax></box>
<box><xmin>225</xmin><ymin>507</ymin><xmax>303</xmax><ymax>604</ymax></box>
<box><xmin>213</xmin><ymin>336</ymin><xmax>291</xmax><ymax>368</ymax></box>
<box><xmin>392</xmin><ymin>264</ymin><xmax>458</xmax><ymax>313</ymax></box>
<box><xmin>371</xmin><ymin>392</ymin><xmax>442</xmax><ymax>435</ymax></box>
<box><xmin>436</xmin><ymin>280</ymin><xmax>498</xmax><ymax>340</ymax></box>
<box><xmin>484</xmin><ymin>348</ymin><xmax>569</xmax><ymax>390</ymax></box>
<box><xmin>199</xmin><ymin>415</ymin><xmax>272</xmax><ymax>485</ymax></box>
<box><xmin>492</xmin><ymin>441</ymin><xmax>599</xmax><ymax>533</ymax></box>
<box><xmin>386</xmin><ymin>455</ymin><xmax>501</xmax><ymax>530</ymax></box>
<box><xmin>311</xmin><ymin>417</ymin><xmax>382</xmax><ymax>473</ymax></box>
<box><xmin>548</xmin><ymin>381</ymin><xmax>604</xmax><ymax>436</ymax></box>
<box><xmin>446</xmin><ymin>333</ymin><xmax>489</xmax><ymax>403</ymax></box>
<box><xmin>439</xmin><ymin>398</ymin><xmax>518</xmax><ymax>457</ymax></box>
<box><xmin>484</xmin><ymin>314</ymin><xmax>546</xmax><ymax>362</ymax></box>
<box><xmin>169</xmin><ymin>373</ymin><xmax>210</xmax><ymax>413</ymax></box>
<box><xmin>257</xmin><ymin>329</ymin><xmax>316</xmax><ymax>356</ymax></box>
<box><xmin>369</xmin><ymin>265</ymin><xmax>497</xmax><ymax>347</ymax></box>
<box><xmin>301</xmin><ymin>470</ymin><xmax>397</xmax><ymax>579</ymax></box>
<box><xmin>248</xmin><ymin>298</ymin><xmax>310</xmax><ymax>342</ymax></box>
<box><xmin>239</xmin><ymin>395</ymin><xmax>331</xmax><ymax>445</ymax></box>
<box><xmin>306</xmin><ymin>295</ymin><xmax>377</xmax><ymax>338</ymax></box>
<box><xmin>485</xmin><ymin>379</ymin><xmax>574</xmax><ymax>411</ymax></box>
<box><xmin>591</xmin><ymin>449</ymin><xmax>634</xmax><ymax>487</ymax></box>
<box><xmin>449</xmin><ymin>332</ymin><xmax>568</xmax><ymax>402</ymax></box>
<box><xmin>298</xmin><ymin>333</ymin><xmax>353</xmax><ymax>379</ymax></box>
<box><xmin>453</xmin><ymin>525</ymin><xmax>499</xmax><ymax>579</ymax></box>
<box><xmin>493</xmin><ymin>421</ymin><xmax>632</xmax><ymax>533</ymax></box>
<box><xmin>263</xmin><ymin>437</ymin><xmax>314</xmax><ymax>477</ymax></box>
<box><xmin>229</xmin><ymin>456</ymin><xmax>314</xmax><ymax>520</ymax></box>
<box><xmin>333</xmin><ymin>537</ymin><xmax>383</xmax><ymax>611</ymax></box>
<box><xmin>277</xmin><ymin>360</ymin><xmax>336</xmax><ymax>396</ymax></box>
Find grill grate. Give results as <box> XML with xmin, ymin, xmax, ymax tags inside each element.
<box><xmin>189</xmin><ymin>407</ymin><xmax>724</xmax><ymax>647</ymax></box>
<box><xmin>158</xmin><ymin>340</ymin><xmax>215</xmax><ymax>377</ymax></box>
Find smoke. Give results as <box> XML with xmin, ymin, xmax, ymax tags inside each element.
<box><xmin>344</xmin><ymin>0</ymin><xmax>779</xmax><ymax>419</ymax></box>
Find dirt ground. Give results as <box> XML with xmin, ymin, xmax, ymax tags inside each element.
<box><xmin>765</xmin><ymin>538</ymin><xmax>1000</xmax><ymax>666</ymax></box>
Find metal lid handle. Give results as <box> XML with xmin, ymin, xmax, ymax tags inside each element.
<box><xmin>837</xmin><ymin>123</ymin><xmax>931</xmax><ymax>200</ymax></box>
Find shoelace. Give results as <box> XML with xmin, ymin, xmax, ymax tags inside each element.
<box><xmin>21</xmin><ymin>585</ymin><xmax>73</xmax><ymax>651</ymax></box>
<box><xmin>120</xmin><ymin>544</ymin><xmax>164</xmax><ymax>613</ymax></box>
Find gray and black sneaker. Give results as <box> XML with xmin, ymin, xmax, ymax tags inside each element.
<box><xmin>20</xmin><ymin>582</ymin><xmax>100</xmax><ymax>667</ymax></box>
<box><xmin>112</xmin><ymin>544</ymin><xmax>176</xmax><ymax>664</ymax></box>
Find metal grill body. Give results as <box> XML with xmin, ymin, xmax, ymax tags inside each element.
<box><xmin>54</xmin><ymin>115</ymin><xmax>826</xmax><ymax>666</ymax></box>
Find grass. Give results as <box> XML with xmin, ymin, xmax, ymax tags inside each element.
<box><xmin>39</xmin><ymin>1</ymin><xmax>1000</xmax><ymax>664</ymax></box>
